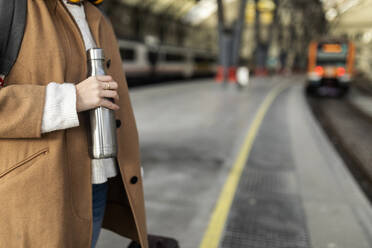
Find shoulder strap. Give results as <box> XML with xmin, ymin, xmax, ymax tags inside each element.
<box><xmin>0</xmin><ymin>0</ymin><xmax>27</xmax><ymax>83</ymax></box>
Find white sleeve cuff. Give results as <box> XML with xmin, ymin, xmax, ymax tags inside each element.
<box><xmin>41</xmin><ymin>82</ymin><xmax>80</xmax><ymax>133</ymax></box>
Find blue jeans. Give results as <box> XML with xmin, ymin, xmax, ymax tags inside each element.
<box><xmin>91</xmin><ymin>182</ymin><xmax>108</xmax><ymax>248</ymax></box>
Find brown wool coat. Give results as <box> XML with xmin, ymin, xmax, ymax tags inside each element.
<box><xmin>0</xmin><ymin>1</ymin><xmax>148</xmax><ymax>247</ymax></box>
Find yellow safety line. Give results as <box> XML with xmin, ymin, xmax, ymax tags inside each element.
<box><xmin>199</xmin><ymin>83</ymin><xmax>288</xmax><ymax>248</ymax></box>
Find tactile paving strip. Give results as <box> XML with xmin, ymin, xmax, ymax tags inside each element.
<box><xmin>221</xmin><ymin>194</ymin><xmax>309</xmax><ymax>248</ymax></box>
<box><xmin>220</xmin><ymin>91</ymin><xmax>311</xmax><ymax>248</ymax></box>
<box><xmin>238</xmin><ymin>169</ymin><xmax>297</xmax><ymax>196</ymax></box>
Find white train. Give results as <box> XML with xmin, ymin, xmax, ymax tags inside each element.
<box><xmin>118</xmin><ymin>40</ymin><xmax>217</xmax><ymax>85</ymax></box>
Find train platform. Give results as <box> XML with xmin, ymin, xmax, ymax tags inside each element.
<box><xmin>97</xmin><ymin>76</ymin><xmax>372</xmax><ymax>248</ymax></box>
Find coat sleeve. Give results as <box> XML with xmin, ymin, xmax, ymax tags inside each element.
<box><xmin>0</xmin><ymin>84</ymin><xmax>46</xmax><ymax>138</ymax></box>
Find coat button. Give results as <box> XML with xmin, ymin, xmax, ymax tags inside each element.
<box><xmin>116</xmin><ymin>119</ymin><xmax>122</xmax><ymax>128</ymax></box>
<box><xmin>130</xmin><ymin>176</ymin><xmax>138</xmax><ymax>184</ymax></box>
<box><xmin>106</xmin><ymin>59</ymin><xmax>111</xmax><ymax>69</ymax></box>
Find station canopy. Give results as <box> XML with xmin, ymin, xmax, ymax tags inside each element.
<box><xmin>320</xmin><ymin>0</ymin><xmax>366</xmax><ymax>21</ymax></box>
<box><xmin>119</xmin><ymin>0</ymin><xmax>235</xmax><ymax>25</ymax></box>
<box><xmin>119</xmin><ymin>0</ymin><xmax>341</xmax><ymax>26</ymax></box>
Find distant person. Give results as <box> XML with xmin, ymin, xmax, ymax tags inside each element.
<box><xmin>0</xmin><ymin>1</ymin><xmax>148</xmax><ymax>247</ymax></box>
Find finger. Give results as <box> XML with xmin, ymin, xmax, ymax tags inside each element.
<box><xmin>109</xmin><ymin>81</ymin><xmax>118</xmax><ymax>90</ymax></box>
<box><xmin>96</xmin><ymin>75</ymin><xmax>113</xmax><ymax>82</ymax></box>
<box><xmin>100</xmin><ymin>90</ymin><xmax>119</xmax><ymax>100</ymax></box>
<box><xmin>100</xmin><ymin>99</ymin><xmax>120</xmax><ymax>110</ymax></box>
<box><xmin>99</xmin><ymin>81</ymin><xmax>118</xmax><ymax>90</ymax></box>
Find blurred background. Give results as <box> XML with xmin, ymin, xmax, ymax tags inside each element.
<box><xmin>98</xmin><ymin>0</ymin><xmax>372</xmax><ymax>86</ymax></box>
<box><xmin>96</xmin><ymin>1</ymin><xmax>372</xmax><ymax>247</ymax></box>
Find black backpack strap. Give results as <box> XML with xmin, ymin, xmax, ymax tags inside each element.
<box><xmin>0</xmin><ymin>0</ymin><xmax>27</xmax><ymax>86</ymax></box>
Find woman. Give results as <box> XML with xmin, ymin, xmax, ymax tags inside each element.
<box><xmin>0</xmin><ymin>0</ymin><xmax>148</xmax><ymax>247</ymax></box>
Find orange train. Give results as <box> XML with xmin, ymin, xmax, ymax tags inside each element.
<box><xmin>306</xmin><ymin>39</ymin><xmax>355</xmax><ymax>96</ymax></box>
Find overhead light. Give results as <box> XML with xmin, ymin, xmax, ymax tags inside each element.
<box><xmin>325</xmin><ymin>8</ymin><xmax>338</xmax><ymax>21</ymax></box>
<box><xmin>362</xmin><ymin>31</ymin><xmax>372</xmax><ymax>44</ymax></box>
<box><xmin>257</xmin><ymin>0</ymin><xmax>275</xmax><ymax>12</ymax></box>
<box><xmin>183</xmin><ymin>0</ymin><xmax>217</xmax><ymax>25</ymax></box>
<box><xmin>183</xmin><ymin>0</ymin><xmax>235</xmax><ymax>25</ymax></box>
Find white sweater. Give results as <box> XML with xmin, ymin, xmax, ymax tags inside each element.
<box><xmin>41</xmin><ymin>0</ymin><xmax>118</xmax><ymax>184</ymax></box>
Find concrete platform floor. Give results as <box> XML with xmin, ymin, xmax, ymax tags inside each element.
<box><xmin>97</xmin><ymin>76</ymin><xmax>372</xmax><ymax>248</ymax></box>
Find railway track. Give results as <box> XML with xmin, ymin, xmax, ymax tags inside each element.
<box><xmin>307</xmin><ymin>90</ymin><xmax>372</xmax><ymax>201</ymax></box>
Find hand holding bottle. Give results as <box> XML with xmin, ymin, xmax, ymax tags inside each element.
<box><xmin>75</xmin><ymin>75</ymin><xmax>119</xmax><ymax>112</ymax></box>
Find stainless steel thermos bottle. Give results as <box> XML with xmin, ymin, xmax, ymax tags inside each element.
<box><xmin>87</xmin><ymin>48</ymin><xmax>118</xmax><ymax>167</ymax></box>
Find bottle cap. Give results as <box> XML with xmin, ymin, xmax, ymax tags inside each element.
<box><xmin>87</xmin><ymin>48</ymin><xmax>105</xmax><ymax>61</ymax></box>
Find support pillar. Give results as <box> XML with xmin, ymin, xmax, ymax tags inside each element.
<box><xmin>216</xmin><ymin>0</ymin><xmax>248</xmax><ymax>84</ymax></box>
<box><xmin>230</xmin><ymin>0</ymin><xmax>248</xmax><ymax>83</ymax></box>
